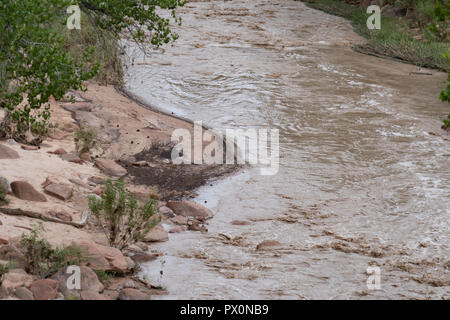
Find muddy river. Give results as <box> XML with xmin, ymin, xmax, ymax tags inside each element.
<box><xmin>125</xmin><ymin>0</ymin><xmax>450</xmax><ymax>299</ymax></box>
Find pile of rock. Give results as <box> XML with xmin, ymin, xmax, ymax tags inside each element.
<box><xmin>1</xmin><ymin>137</ymin><xmax>218</xmax><ymax>300</ymax></box>
<box><xmin>0</xmin><ymin>238</ymin><xmax>159</xmax><ymax>300</ymax></box>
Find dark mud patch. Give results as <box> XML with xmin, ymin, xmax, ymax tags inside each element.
<box><xmin>120</xmin><ymin>143</ymin><xmax>240</xmax><ymax>200</ymax></box>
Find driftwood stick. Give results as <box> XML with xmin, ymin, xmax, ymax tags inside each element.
<box><xmin>0</xmin><ymin>207</ymin><xmax>88</xmax><ymax>228</ymax></box>
<box><xmin>130</xmin><ymin>275</ymin><xmax>163</xmax><ymax>290</ymax></box>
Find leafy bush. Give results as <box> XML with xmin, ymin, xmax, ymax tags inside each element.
<box><xmin>428</xmin><ymin>0</ymin><xmax>450</xmax><ymax>41</ymax></box>
<box><xmin>439</xmin><ymin>71</ymin><xmax>450</xmax><ymax>103</ymax></box>
<box><xmin>95</xmin><ymin>270</ymin><xmax>116</xmax><ymax>283</ymax></box>
<box><xmin>0</xmin><ymin>185</ymin><xmax>8</xmax><ymax>206</ymax></box>
<box><xmin>75</xmin><ymin>127</ymin><xmax>98</xmax><ymax>155</ymax></box>
<box><xmin>20</xmin><ymin>224</ymin><xmax>83</xmax><ymax>278</ymax></box>
<box><xmin>442</xmin><ymin>114</ymin><xmax>450</xmax><ymax>128</ymax></box>
<box><xmin>0</xmin><ymin>0</ymin><xmax>185</xmax><ymax>144</ymax></box>
<box><xmin>88</xmin><ymin>179</ymin><xmax>160</xmax><ymax>250</ymax></box>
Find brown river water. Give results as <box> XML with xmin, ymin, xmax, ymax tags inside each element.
<box><xmin>124</xmin><ymin>0</ymin><xmax>450</xmax><ymax>299</ymax></box>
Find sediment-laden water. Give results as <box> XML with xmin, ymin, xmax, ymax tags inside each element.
<box><xmin>125</xmin><ymin>0</ymin><xmax>450</xmax><ymax>299</ymax></box>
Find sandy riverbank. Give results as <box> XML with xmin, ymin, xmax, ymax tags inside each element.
<box><xmin>0</xmin><ymin>82</ymin><xmax>238</xmax><ymax>300</ymax></box>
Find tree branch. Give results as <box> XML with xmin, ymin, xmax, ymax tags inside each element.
<box><xmin>0</xmin><ymin>207</ymin><xmax>89</xmax><ymax>228</ymax></box>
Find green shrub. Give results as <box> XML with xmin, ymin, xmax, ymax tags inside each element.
<box><xmin>416</xmin><ymin>0</ymin><xmax>436</xmax><ymax>29</ymax></box>
<box><xmin>303</xmin><ymin>0</ymin><xmax>450</xmax><ymax>128</ymax></box>
<box><xmin>20</xmin><ymin>224</ymin><xmax>83</xmax><ymax>278</ymax></box>
<box><xmin>439</xmin><ymin>72</ymin><xmax>450</xmax><ymax>103</ymax></box>
<box><xmin>0</xmin><ymin>0</ymin><xmax>185</xmax><ymax>145</ymax></box>
<box><xmin>0</xmin><ymin>109</ymin><xmax>51</xmax><ymax>146</ymax></box>
<box><xmin>62</xmin><ymin>11</ymin><xmax>124</xmax><ymax>86</ymax></box>
<box><xmin>0</xmin><ymin>260</ymin><xmax>15</xmax><ymax>284</ymax></box>
<box><xmin>442</xmin><ymin>114</ymin><xmax>450</xmax><ymax>128</ymax></box>
<box><xmin>75</xmin><ymin>127</ymin><xmax>98</xmax><ymax>155</ymax></box>
<box><xmin>427</xmin><ymin>1</ymin><xmax>450</xmax><ymax>126</ymax></box>
<box><xmin>428</xmin><ymin>0</ymin><xmax>450</xmax><ymax>41</ymax></box>
<box><xmin>95</xmin><ymin>270</ymin><xmax>116</xmax><ymax>283</ymax></box>
<box><xmin>88</xmin><ymin>179</ymin><xmax>160</xmax><ymax>250</ymax></box>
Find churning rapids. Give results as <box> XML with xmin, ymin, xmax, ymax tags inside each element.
<box><xmin>124</xmin><ymin>0</ymin><xmax>450</xmax><ymax>299</ymax></box>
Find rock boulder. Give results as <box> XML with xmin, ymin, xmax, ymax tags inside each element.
<box><xmin>0</xmin><ymin>144</ymin><xmax>20</xmax><ymax>159</ymax></box>
<box><xmin>11</xmin><ymin>181</ymin><xmax>46</xmax><ymax>202</ymax></box>
<box><xmin>167</xmin><ymin>200</ymin><xmax>213</xmax><ymax>219</ymax></box>
<box><xmin>15</xmin><ymin>287</ymin><xmax>34</xmax><ymax>300</ymax></box>
<box><xmin>118</xmin><ymin>288</ymin><xmax>148</xmax><ymax>300</ymax></box>
<box><xmin>44</xmin><ymin>183</ymin><xmax>73</xmax><ymax>201</ymax></box>
<box><xmin>143</xmin><ymin>225</ymin><xmax>168</xmax><ymax>242</ymax></box>
<box><xmin>76</xmin><ymin>240</ymin><xmax>128</xmax><ymax>274</ymax></box>
<box><xmin>0</xmin><ymin>269</ymin><xmax>34</xmax><ymax>295</ymax></box>
<box><xmin>51</xmin><ymin>266</ymin><xmax>103</xmax><ymax>299</ymax></box>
